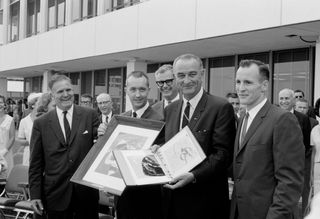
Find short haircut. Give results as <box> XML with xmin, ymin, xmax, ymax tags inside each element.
<box><xmin>238</xmin><ymin>59</ymin><xmax>270</xmax><ymax>81</ymax></box>
<box><xmin>173</xmin><ymin>54</ymin><xmax>203</xmax><ymax>70</ymax></box>
<box><xmin>48</xmin><ymin>74</ymin><xmax>71</xmax><ymax>90</ymax></box>
<box><xmin>36</xmin><ymin>93</ymin><xmax>53</xmax><ymax>115</ymax></box>
<box><xmin>155</xmin><ymin>65</ymin><xmax>173</xmax><ymax>78</ymax></box>
<box><xmin>279</xmin><ymin>88</ymin><xmax>295</xmax><ymax>98</ymax></box>
<box><xmin>126</xmin><ymin>71</ymin><xmax>149</xmax><ymax>87</ymax></box>
<box><xmin>296</xmin><ymin>98</ymin><xmax>308</xmax><ymax>104</ymax></box>
<box><xmin>81</xmin><ymin>93</ymin><xmax>93</xmax><ymax>102</ymax></box>
<box><xmin>226</xmin><ymin>92</ymin><xmax>238</xmax><ymax>99</ymax></box>
<box><xmin>294</xmin><ymin>89</ymin><xmax>305</xmax><ymax>97</ymax></box>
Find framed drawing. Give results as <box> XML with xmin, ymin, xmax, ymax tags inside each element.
<box><xmin>71</xmin><ymin>115</ymin><xmax>164</xmax><ymax>195</ymax></box>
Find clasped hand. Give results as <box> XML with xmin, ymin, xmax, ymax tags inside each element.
<box><xmin>31</xmin><ymin>199</ymin><xmax>44</xmax><ymax>215</ymax></box>
<box><xmin>150</xmin><ymin>144</ymin><xmax>195</xmax><ymax>190</ymax></box>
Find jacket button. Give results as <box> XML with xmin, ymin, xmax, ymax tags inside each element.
<box><xmin>69</xmin><ymin>159</ymin><xmax>73</xmax><ymax>163</ymax></box>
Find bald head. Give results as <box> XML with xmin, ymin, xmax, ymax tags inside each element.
<box><xmin>279</xmin><ymin>88</ymin><xmax>295</xmax><ymax>111</ymax></box>
<box><xmin>97</xmin><ymin>93</ymin><xmax>112</xmax><ymax>115</ymax></box>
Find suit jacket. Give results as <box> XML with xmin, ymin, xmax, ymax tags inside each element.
<box><xmin>230</xmin><ymin>101</ymin><xmax>305</xmax><ymax>219</ymax></box>
<box><xmin>310</xmin><ymin>117</ymin><xmax>319</xmax><ymax>129</ymax></box>
<box><xmin>162</xmin><ymin>91</ymin><xmax>236</xmax><ymax>219</ymax></box>
<box><xmin>294</xmin><ymin>110</ymin><xmax>311</xmax><ymax>150</ymax></box>
<box><xmin>151</xmin><ymin>100</ymin><xmax>165</xmax><ymax>121</ymax></box>
<box><xmin>99</xmin><ymin>112</ymin><xmax>114</xmax><ymax>124</ymax></box>
<box><xmin>29</xmin><ymin>105</ymin><xmax>100</xmax><ymax>211</ymax></box>
<box><xmin>116</xmin><ymin>106</ymin><xmax>163</xmax><ymax>219</ymax></box>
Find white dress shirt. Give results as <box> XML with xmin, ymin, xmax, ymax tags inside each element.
<box><xmin>102</xmin><ymin>111</ymin><xmax>112</xmax><ymax>124</ymax></box>
<box><xmin>56</xmin><ymin>105</ymin><xmax>73</xmax><ymax>141</ymax></box>
<box><xmin>164</xmin><ymin>94</ymin><xmax>180</xmax><ymax>108</ymax></box>
<box><xmin>134</xmin><ymin>102</ymin><xmax>149</xmax><ymax>118</ymax></box>
<box><xmin>180</xmin><ymin>89</ymin><xmax>204</xmax><ymax>130</ymax></box>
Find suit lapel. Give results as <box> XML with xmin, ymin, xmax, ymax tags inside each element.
<box><xmin>188</xmin><ymin>92</ymin><xmax>207</xmax><ymax>130</ymax></box>
<box><xmin>49</xmin><ymin>110</ymin><xmax>66</xmax><ymax>146</ymax></box>
<box><xmin>141</xmin><ymin>107</ymin><xmax>151</xmax><ymax>119</ymax></box>
<box><xmin>174</xmin><ymin>100</ymin><xmax>183</xmax><ymax>133</ymax></box>
<box><xmin>69</xmin><ymin>105</ymin><xmax>82</xmax><ymax>146</ymax></box>
<box><xmin>236</xmin><ymin>101</ymin><xmax>271</xmax><ymax>156</ymax></box>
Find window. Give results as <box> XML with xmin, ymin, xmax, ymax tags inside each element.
<box><xmin>9</xmin><ymin>0</ymin><xmax>20</xmax><ymax>42</ymax></box>
<box><xmin>48</xmin><ymin>0</ymin><xmax>65</xmax><ymax>30</ymax></box>
<box><xmin>81</xmin><ymin>71</ymin><xmax>92</xmax><ymax>94</ymax></box>
<box><xmin>273</xmin><ymin>48</ymin><xmax>311</xmax><ymax>103</ymax></box>
<box><xmin>108</xmin><ymin>68</ymin><xmax>125</xmax><ymax>114</ymax></box>
<box><xmin>72</xmin><ymin>0</ymin><xmax>97</xmax><ymax>22</ymax></box>
<box><xmin>238</xmin><ymin>52</ymin><xmax>269</xmax><ymax>66</ymax></box>
<box><xmin>209</xmin><ymin>56</ymin><xmax>236</xmax><ymax>98</ymax></box>
<box><xmin>27</xmin><ymin>0</ymin><xmax>40</xmax><ymax>37</ymax></box>
<box><xmin>94</xmin><ymin>69</ymin><xmax>106</xmax><ymax>97</ymax></box>
<box><xmin>112</xmin><ymin>0</ymin><xmax>139</xmax><ymax>11</ymax></box>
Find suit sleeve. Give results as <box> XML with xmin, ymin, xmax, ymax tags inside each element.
<box><xmin>266</xmin><ymin>112</ymin><xmax>304</xmax><ymax>219</ymax></box>
<box><xmin>192</xmin><ymin>102</ymin><xmax>236</xmax><ymax>182</ymax></box>
<box><xmin>29</xmin><ymin>119</ymin><xmax>45</xmax><ymax>200</ymax></box>
<box><xmin>92</xmin><ymin>110</ymin><xmax>100</xmax><ymax>141</ymax></box>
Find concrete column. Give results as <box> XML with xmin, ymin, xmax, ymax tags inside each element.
<box><xmin>97</xmin><ymin>0</ymin><xmax>112</xmax><ymax>15</ymax></box>
<box><xmin>19</xmin><ymin>0</ymin><xmax>27</xmax><ymax>40</ymax></box>
<box><xmin>125</xmin><ymin>59</ymin><xmax>147</xmax><ymax>111</ymax></box>
<box><xmin>39</xmin><ymin>0</ymin><xmax>48</xmax><ymax>33</ymax></box>
<box><xmin>2</xmin><ymin>0</ymin><xmax>9</xmax><ymax>44</ymax></box>
<box><xmin>0</xmin><ymin>78</ymin><xmax>7</xmax><ymax>98</ymax></box>
<box><xmin>42</xmin><ymin>70</ymin><xmax>53</xmax><ymax>92</ymax></box>
<box><xmin>65</xmin><ymin>0</ymin><xmax>72</xmax><ymax>26</ymax></box>
<box><xmin>314</xmin><ymin>36</ymin><xmax>320</xmax><ymax>105</ymax></box>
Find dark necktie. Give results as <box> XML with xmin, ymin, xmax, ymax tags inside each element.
<box><xmin>63</xmin><ymin>111</ymin><xmax>71</xmax><ymax>144</ymax></box>
<box><xmin>132</xmin><ymin>112</ymin><xmax>137</xmax><ymax>118</ymax></box>
<box><xmin>105</xmin><ymin>116</ymin><xmax>109</xmax><ymax>124</ymax></box>
<box><xmin>182</xmin><ymin>102</ymin><xmax>190</xmax><ymax>129</ymax></box>
<box><xmin>239</xmin><ymin>112</ymin><xmax>249</xmax><ymax>147</ymax></box>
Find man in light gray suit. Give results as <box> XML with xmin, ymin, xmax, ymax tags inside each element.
<box><xmin>152</xmin><ymin>64</ymin><xmax>180</xmax><ymax>119</ymax></box>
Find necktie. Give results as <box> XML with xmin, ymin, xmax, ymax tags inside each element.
<box><xmin>239</xmin><ymin>112</ymin><xmax>249</xmax><ymax>147</ymax></box>
<box><xmin>105</xmin><ymin>116</ymin><xmax>109</xmax><ymax>124</ymax></box>
<box><xmin>63</xmin><ymin>111</ymin><xmax>71</xmax><ymax>144</ymax></box>
<box><xmin>132</xmin><ymin>112</ymin><xmax>137</xmax><ymax>118</ymax></box>
<box><xmin>182</xmin><ymin>102</ymin><xmax>190</xmax><ymax>129</ymax></box>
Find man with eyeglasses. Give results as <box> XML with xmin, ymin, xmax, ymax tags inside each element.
<box><xmin>96</xmin><ymin>93</ymin><xmax>113</xmax><ymax>124</ymax></box>
<box><xmin>80</xmin><ymin>93</ymin><xmax>93</xmax><ymax>108</ymax></box>
<box><xmin>152</xmin><ymin>64</ymin><xmax>180</xmax><ymax>119</ymax></box>
<box><xmin>294</xmin><ymin>89</ymin><xmax>317</xmax><ymax>119</ymax></box>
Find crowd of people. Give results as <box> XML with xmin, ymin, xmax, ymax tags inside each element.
<box><xmin>0</xmin><ymin>53</ymin><xmax>319</xmax><ymax>219</ymax></box>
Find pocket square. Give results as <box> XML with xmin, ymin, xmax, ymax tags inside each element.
<box><xmin>82</xmin><ymin>130</ymin><xmax>88</xmax><ymax>134</ymax></box>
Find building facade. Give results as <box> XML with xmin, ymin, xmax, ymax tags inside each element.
<box><xmin>0</xmin><ymin>0</ymin><xmax>320</xmax><ymax>113</ymax></box>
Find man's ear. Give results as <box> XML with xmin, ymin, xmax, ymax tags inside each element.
<box><xmin>262</xmin><ymin>80</ymin><xmax>269</xmax><ymax>92</ymax></box>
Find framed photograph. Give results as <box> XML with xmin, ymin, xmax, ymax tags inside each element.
<box><xmin>71</xmin><ymin>115</ymin><xmax>164</xmax><ymax>195</ymax></box>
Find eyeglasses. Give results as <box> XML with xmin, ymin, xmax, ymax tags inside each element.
<box><xmin>295</xmin><ymin>95</ymin><xmax>303</xmax><ymax>99</ymax></box>
<box><xmin>97</xmin><ymin>101</ymin><xmax>111</xmax><ymax>105</ymax></box>
<box><xmin>81</xmin><ymin>101</ymin><xmax>91</xmax><ymax>104</ymax></box>
<box><xmin>156</xmin><ymin>79</ymin><xmax>174</xmax><ymax>87</ymax></box>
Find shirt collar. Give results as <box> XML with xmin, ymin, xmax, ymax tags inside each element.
<box><xmin>182</xmin><ymin>88</ymin><xmax>203</xmax><ymax>109</ymax></box>
<box><xmin>56</xmin><ymin>104</ymin><xmax>74</xmax><ymax>117</ymax></box>
<box><xmin>134</xmin><ymin>102</ymin><xmax>149</xmax><ymax>118</ymax></box>
<box><xmin>247</xmin><ymin>98</ymin><xmax>267</xmax><ymax>119</ymax></box>
<box><xmin>164</xmin><ymin>93</ymin><xmax>180</xmax><ymax>107</ymax></box>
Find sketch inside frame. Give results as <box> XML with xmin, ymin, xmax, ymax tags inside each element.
<box><xmin>82</xmin><ymin>124</ymin><xmax>160</xmax><ymax>194</ymax></box>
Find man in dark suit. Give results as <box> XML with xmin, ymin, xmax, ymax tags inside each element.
<box><xmin>230</xmin><ymin>60</ymin><xmax>304</xmax><ymax>219</ymax></box>
<box><xmin>152</xmin><ymin>64</ymin><xmax>180</xmax><ymax>119</ymax></box>
<box><xmin>159</xmin><ymin>54</ymin><xmax>236</xmax><ymax>219</ymax></box>
<box><xmin>294</xmin><ymin>89</ymin><xmax>316</xmax><ymax>119</ymax></box>
<box><xmin>29</xmin><ymin>74</ymin><xmax>100</xmax><ymax>219</ymax></box>
<box><xmin>96</xmin><ymin>93</ymin><xmax>113</xmax><ymax>124</ymax></box>
<box><xmin>98</xmin><ymin>71</ymin><xmax>163</xmax><ymax>219</ymax></box>
<box><xmin>296</xmin><ymin>98</ymin><xmax>319</xmax><ymax>129</ymax></box>
<box><xmin>279</xmin><ymin>88</ymin><xmax>312</xmax><ymax>216</ymax></box>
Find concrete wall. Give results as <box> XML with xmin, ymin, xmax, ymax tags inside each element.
<box><xmin>0</xmin><ymin>0</ymin><xmax>320</xmax><ymax>72</ymax></box>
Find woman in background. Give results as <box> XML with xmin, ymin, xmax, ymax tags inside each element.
<box><xmin>0</xmin><ymin>95</ymin><xmax>15</xmax><ymax>176</ymax></box>
<box><xmin>35</xmin><ymin>92</ymin><xmax>55</xmax><ymax>117</ymax></box>
<box><xmin>17</xmin><ymin>93</ymin><xmax>42</xmax><ymax>165</ymax></box>
<box><xmin>311</xmin><ymin>98</ymin><xmax>320</xmax><ymax>195</ymax></box>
